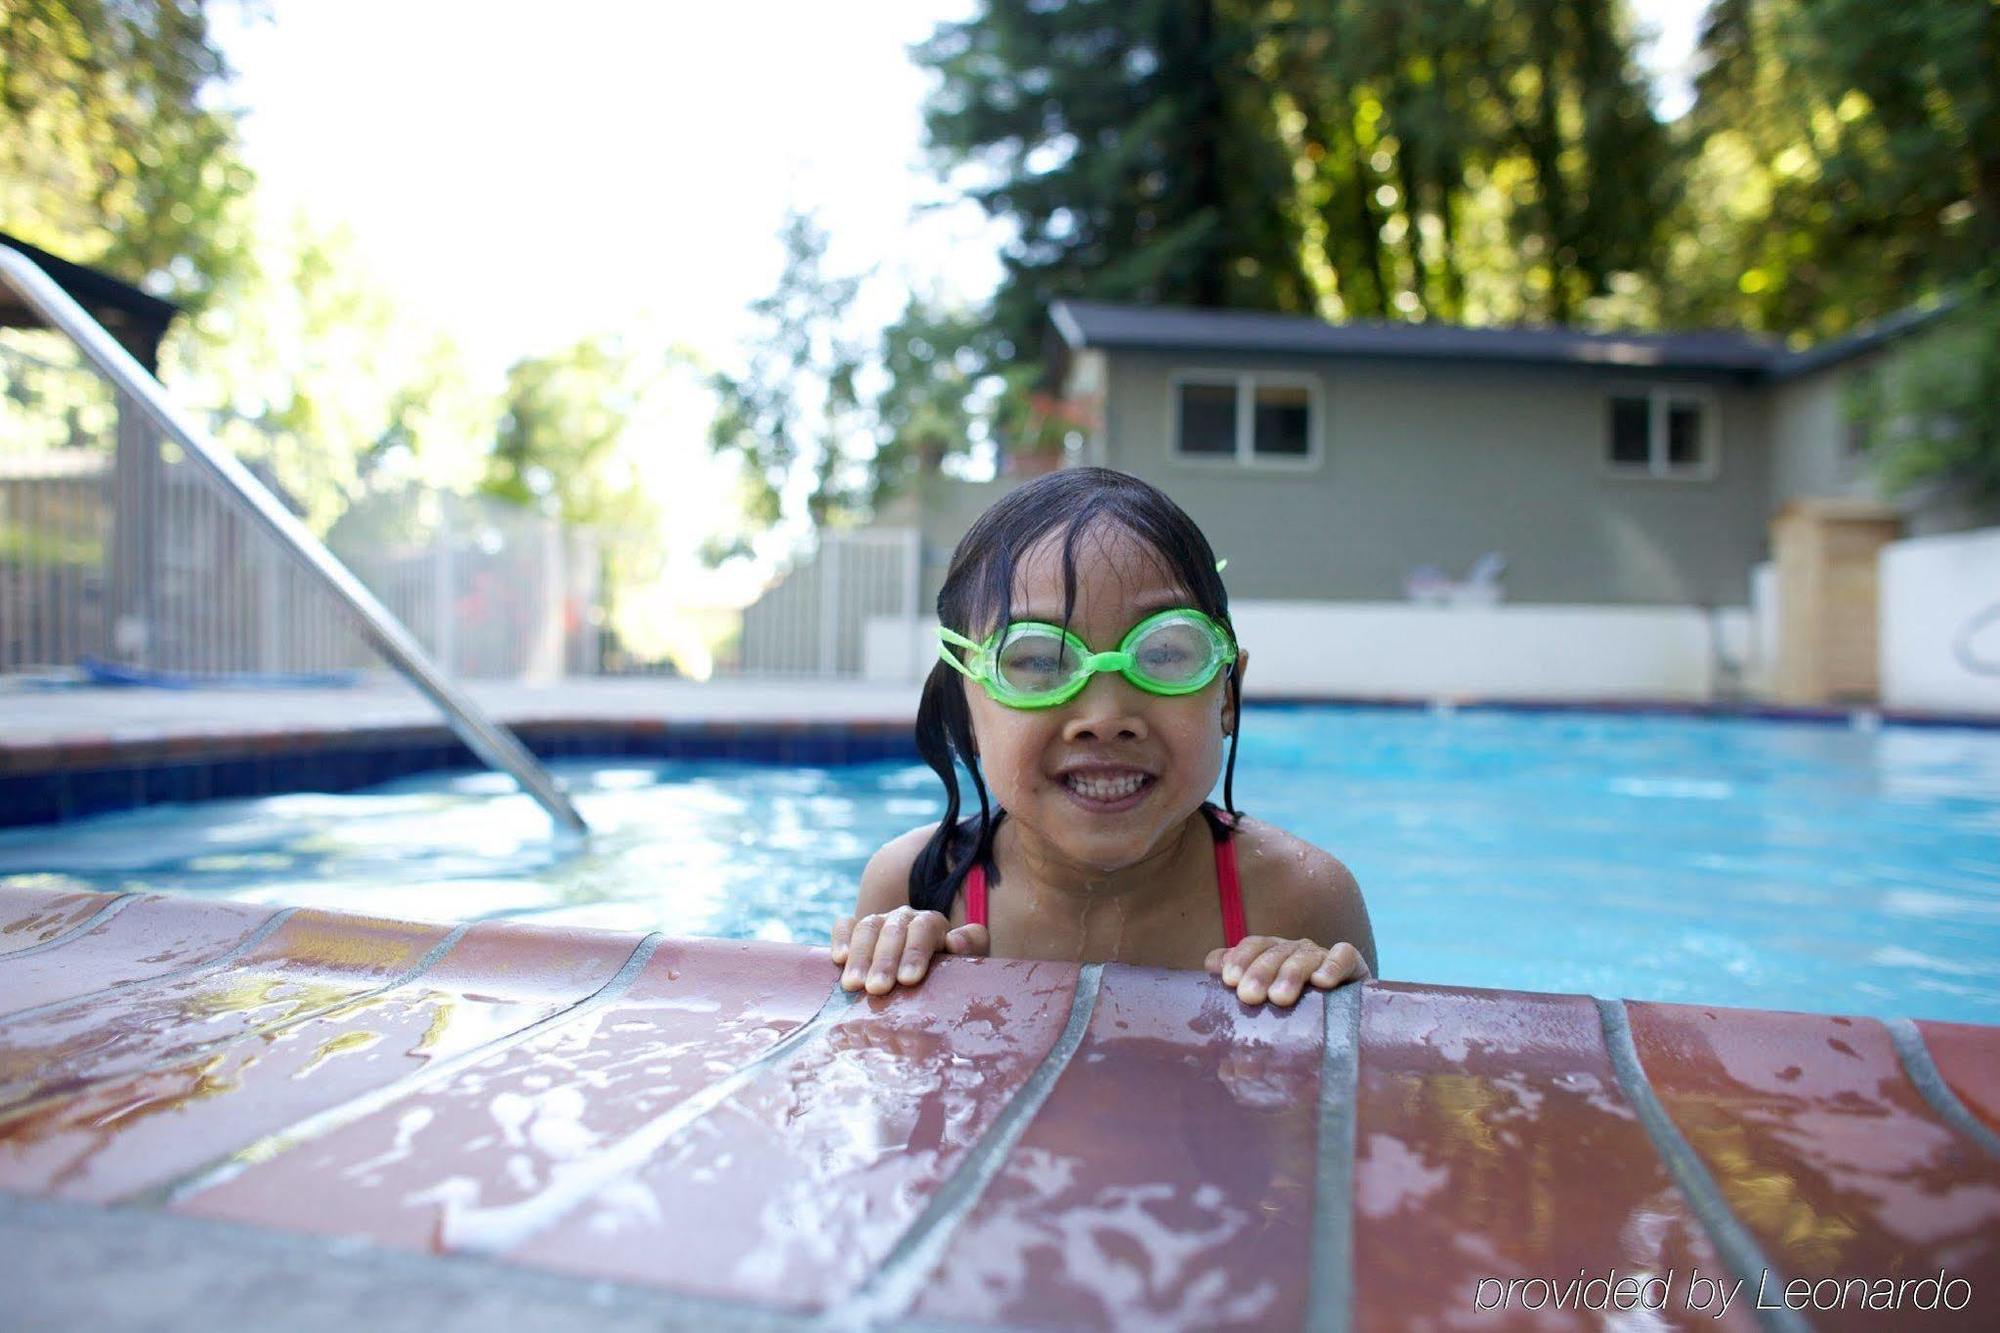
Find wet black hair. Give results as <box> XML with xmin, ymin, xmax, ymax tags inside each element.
<box><xmin>907</xmin><ymin>466</ymin><xmax>1243</xmax><ymax>914</ymax></box>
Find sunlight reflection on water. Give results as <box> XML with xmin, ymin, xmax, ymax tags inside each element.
<box><xmin>3</xmin><ymin>708</ymin><xmax>1997</xmax><ymax>1023</ymax></box>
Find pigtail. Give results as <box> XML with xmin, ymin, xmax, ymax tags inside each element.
<box><xmin>908</xmin><ymin>658</ymin><xmax>999</xmax><ymax>913</ymax></box>
<box><xmin>1219</xmin><ymin>664</ymin><xmax>1243</xmax><ymax>827</ymax></box>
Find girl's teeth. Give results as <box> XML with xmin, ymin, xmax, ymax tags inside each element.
<box><xmin>1066</xmin><ymin>773</ymin><xmax>1148</xmax><ymax>801</ymax></box>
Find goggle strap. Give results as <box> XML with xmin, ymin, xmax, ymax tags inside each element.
<box><xmin>937</xmin><ymin>641</ymin><xmax>976</xmax><ymax>680</ymax></box>
<box><xmin>937</xmin><ymin>626</ymin><xmax>989</xmax><ymax>678</ymax></box>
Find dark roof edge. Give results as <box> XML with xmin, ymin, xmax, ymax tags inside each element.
<box><xmin>1768</xmin><ymin>297</ymin><xmax>1961</xmax><ymax>381</ymax></box>
<box><xmin>1051</xmin><ymin>295</ymin><xmax>1962</xmax><ymax>382</ymax></box>
<box><xmin>1046</xmin><ymin>298</ymin><xmax>1777</xmax><ymax>375</ymax></box>
<box><xmin>0</xmin><ymin>231</ymin><xmax>182</xmax><ymax>330</ymax></box>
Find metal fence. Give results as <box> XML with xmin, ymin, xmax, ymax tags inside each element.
<box><xmin>0</xmin><ymin>335</ymin><xmax>597</xmax><ymax>683</ymax></box>
<box><xmin>732</xmin><ymin>529</ymin><xmax>923</xmax><ymax>677</ymax></box>
<box><xmin>1</xmin><ymin>332</ymin><xmax>926</xmax><ymax>686</ymax></box>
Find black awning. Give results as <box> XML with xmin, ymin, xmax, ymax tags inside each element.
<box><xmin>0</xmin><ymin>231</ymin><xmax>182</xmax><ymax>372</ymax></box>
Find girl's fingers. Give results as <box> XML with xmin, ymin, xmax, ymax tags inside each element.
<box><xmin>868</xmin><ymin>910</ymin><xmax>915</xmax><ymax>994</ymax></box>
<box><xmin>1219</xmin><ymin>936</ymin><xmax>1278</xmax><ymax>987</ymax></box>
<box><xmin>1310</xmin><ymin>942</ymin><xmax>1371</xmax><ymax>987</ymax></box>
<box><xmin>1235</xmin><ymin>941</ymin><xmax>1302</xmax><ymax>1004</ymax></box>
<box><xmin>841</xmin><ymin>916</ymin><xmax>882</xmax><ymax>991</ymax></box>
<box><xmin>898</xmin><ymin>912</ymin><xmax>949</xmax><ymax>984</ymax></box>
<box><xmin>1203</xmin><ymin>947</ymin><xmax>1226</xmax><ymax>974</ymax></box>
<box><xmin>840</xmin><ymin>911</ymin><xmax>983</xmax><ymax>992</ymax></box>
<box><xmin>1267</xmin><ymin>947</ymin><xmax>1324</xmax><ymax>1007</ymax></box>
<box><xmin>944</xmin><ymin>923</ymin><xmax>990</xmax><ymax>956</ymax></box>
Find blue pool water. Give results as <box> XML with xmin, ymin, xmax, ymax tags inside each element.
<box><xmin>3</xmin><ymin>706</ymin><xmax>1998</xmax><ymax>1025</ymax></box>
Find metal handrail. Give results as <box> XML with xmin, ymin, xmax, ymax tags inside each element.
<box><xmin>0</xmin><ymin>246</ymin><xmax>588</xmax><ymax>835</ymax></box>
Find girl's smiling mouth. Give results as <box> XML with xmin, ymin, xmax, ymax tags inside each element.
<box><xmin>1058</xmin><ymin>766</ymin><xmax>1157</xmax><ymax>811</ymax></box>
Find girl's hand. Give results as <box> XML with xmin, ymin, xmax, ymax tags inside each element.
<box><xmin>829</xmin><ymin>907</ymin><xmax>990</xmax><ymax>995</ymax></box>
<box><xmin>1204</xmin><ymin>936</ymin><xmax>1372</xmax><ymax>1007</ymax></box>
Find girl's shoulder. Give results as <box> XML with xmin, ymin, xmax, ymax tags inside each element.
<box><xmin>1225</xmin><ymin>814</ymin><xmax>1372</xmax><ymax>958</ymax></box>
<box><xmin>1223</xmin><ymin>811</ymin><xmax>1345</xmax><ymax>869</ymax></box>
<box><xmin>857</xmin><ymin>821</ymin><xmax>942</xmax><ymax>915</ymax></box>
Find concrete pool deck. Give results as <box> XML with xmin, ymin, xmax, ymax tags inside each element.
<box><xmin>3</xmin><ymin>883</ymin><xmax>1998</xmax><ymax>1330</ymax></box>
<box><xmin>0</xmin><ymin>679</ymin><xmax>930</xmax><ymax>824</ymax></box>
<box><xmin>0</xmin><ymin>677</ymin><xmax>926</xmax><ymax>753</ymax></box>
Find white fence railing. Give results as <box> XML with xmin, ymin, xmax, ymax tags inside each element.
<box><xmin>2</xmin><ymin>331</ymin><xmax>926</xmax><ymax>686</ymax></box>
<box><xmin>732</xmin><ymin>528</ymin><xmax>923</xmax><ymax>677</ymax></box>
<box><xmin>0</xmin><ymin>334</ymin><xmax>597</xmax><ymax>683</ymax></box>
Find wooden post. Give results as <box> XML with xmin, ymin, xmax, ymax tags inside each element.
<box><xmin>1770</xmin><ymin>498</ymin><xmax>1902</xmax><ymax>705</ymax></box>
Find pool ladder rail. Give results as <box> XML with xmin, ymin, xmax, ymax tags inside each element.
<box><xmin>0</xmin><ymin>245</ymin><xmax>588</xmax><ymax>836</ymax></box>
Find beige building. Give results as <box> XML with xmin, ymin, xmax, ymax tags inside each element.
<box><xmin>809</xmin><ymin>298</ymin><xmax>1995</xmax><ymax>709</ymax></box>
<box><xmin>1040</xmin><ymin>298</ymin><xmax>1968</xmax><ymax>609</ymax></box>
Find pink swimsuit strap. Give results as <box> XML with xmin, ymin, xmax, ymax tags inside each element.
<box><xmin>963</xmin><ymin>809</ymin><xmax>1247</xmax><ymax>948</ymax></box>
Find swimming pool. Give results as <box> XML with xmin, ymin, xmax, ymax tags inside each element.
<box><xmin>4</xmin><ymin>705</ymin><xmax>1996</xmax><ymax>1025</ymax></box>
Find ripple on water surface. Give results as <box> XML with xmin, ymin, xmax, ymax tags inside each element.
<box><xmin>2</xmin><ymin>709</ymin><xmax>1997</xmax><ymax>1024</ymax></box>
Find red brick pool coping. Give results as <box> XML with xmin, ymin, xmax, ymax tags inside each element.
<box><xmin>3</xmin><ymin>885</ymin><xmax>1997</xmax><ymax>1329</ymax></box>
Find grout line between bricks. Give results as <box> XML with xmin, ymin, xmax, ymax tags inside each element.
<box><xmin>1885</xmin><ymin>1018</ymin><xmax>2000</xmax><ymax>1160</ymax></box>
<box><xmin>0</xmin><ymin>890</ymin><xmax>135</xmax><ymax>961</ymax></box>
<box><xmin>1596</xmin><ymin>998</ymin><xmax>1812</xmax><ymax>1333</ymax></box>
<box><xmin>0</xmin><ymin>904</ymin><xmax>299</xmax><ymax>1024</ymax></box>
<box><xmin>1306</xmin><ymin>983</ymin><xmax>1362</xmax><ymax>1333</ymax></box>
<box><xmin>822</xmin><ymin>962</ymin><xmax>1105</xmax><ymax>1331</ymax></box>
<box><xmin>138</xmin><ymin>931</ymin><xmax>671</xmax><ymax>1208</ymax></box>
<box><xmin>0</xmin><ymin>920</ymin><xmax>474</xmax><ymax>1116</ymax></box>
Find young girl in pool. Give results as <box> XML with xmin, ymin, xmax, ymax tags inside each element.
<box><xmin>830</xmin><ymin>467</ymin><xmax>1376</xmax><ymax>1008</ymax></box>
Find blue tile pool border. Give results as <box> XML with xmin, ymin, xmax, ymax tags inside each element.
<box><xmin>0</xmin><ymin>721</ymin><xmax>922</xmax><ymax>829</ymax></box>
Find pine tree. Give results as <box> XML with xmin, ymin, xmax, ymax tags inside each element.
<box><xmin>916</xmin><ymin>0</ymin><xmax>1315</xmax><ymax>369</ymax></box>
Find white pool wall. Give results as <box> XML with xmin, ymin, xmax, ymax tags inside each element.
<box><xmin>1881</xmin><ymin>526</ymin><xmax>2000</xmax><ymax>716</ymax></box>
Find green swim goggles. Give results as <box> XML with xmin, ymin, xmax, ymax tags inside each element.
<box><xmin>939</xmin><ymin>608</ymin><xmax>1238</xmax><ymax>709</ymax></box>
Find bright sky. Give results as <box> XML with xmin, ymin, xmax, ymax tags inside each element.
<box><xmin>216</xmin><ymin>0</ymin><xmax>1705</xmax><ymax>380</ymax></box>
<box><xmin>210</xmin><ymin>0</ymin><xmax>1706</xmax><ymax>623</ymax></box>
<box><xmin>214</xmin><ymin>0</ymin><xmax>1014</xmax><ymax>623</ymax></box>
<box><xmin>215</xmin><ymin>0</ymin><xmax>1005</xmax><ymax>389</ymax></box>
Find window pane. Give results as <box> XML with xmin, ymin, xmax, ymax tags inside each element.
<box><xmin>1608</xmin><ymin>396</ymin><xmax>1650</xmax><ymax>466</ymax></box>
<box><xmin>1177</xmin><ymin>382</ymin><xmax>1236</xmax><ymax>456</ymax></box>
<box><xmin>1252</xmin><ymin>384</ymin><xmax>1311</xmax><ymax>456</ymax></box>
<box><xmin>1666</xmin><ymin>401</ymin><xmax>1703</xmax><ymax>467</ymax></box>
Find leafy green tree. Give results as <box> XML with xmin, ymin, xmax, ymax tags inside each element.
<box><xmin>0</xmin><ymin>5</ymin><xmax>472</xmax><ymax>537</ymax></box>
<box><xmin>160</xmin><ymin>218</ymin><xmax>487</xmax><ymax>533</ymax></box>
<box><xmin>901</xmin><ymin>0</ymin><xmax>1680</xmax><ymax>480</ymax></box>
<box><xmin>1848</xmin><ymin>288</ymin><xmax>2000</xmax><ymax>509</ymax></box>
<box><xmin>1254</xmin><ymin>0</ymin><xmax>1675</xmax><ymax>325</ymax></box>
<box><xmin>870</xmin><ymin>295</ymin><xmax>999</xmax><ymax>503</ymax></box>
<box><xmin>917</xmin><ymin>0</ymin><xmax>1674</xmax><ymax>342</ymax></box>
<box><xmin>0</xmin><ymin>0</ymin><xmax>257</xmax><ymax>311</ymax></box>
<box><xmin>484</xmin><ymin>335</ymin><xmax>649</xmax><ymax>531</ymax></box>
<box><xmin>708</xmin><ymin>209</ymin><xmax>872</xmax><ymax>530</ymax></box>
<box><xmin>916</xmin><ymin>0</ymin><xmax>1315</xmax><ymax>366</ymax></box>
<box><xmin>1672</xmin><ymin>0</ymin><xmax>1997</xmax><ymax>337</ymax></box>
<box><xmin>481</xmin><ymin>334</ymin><xmax>669</xmax><ymax>665</ymax></box>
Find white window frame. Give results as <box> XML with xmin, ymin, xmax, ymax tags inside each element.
<box><xmin>1168</xmin><ymin>369</ymin><xmax>1324</xmax><ymax>471</ymax></box>
<box><xmin>1602</xmin><ymin>385</ymin><xmax>1721</xmax><ymax>482</ymax></box>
